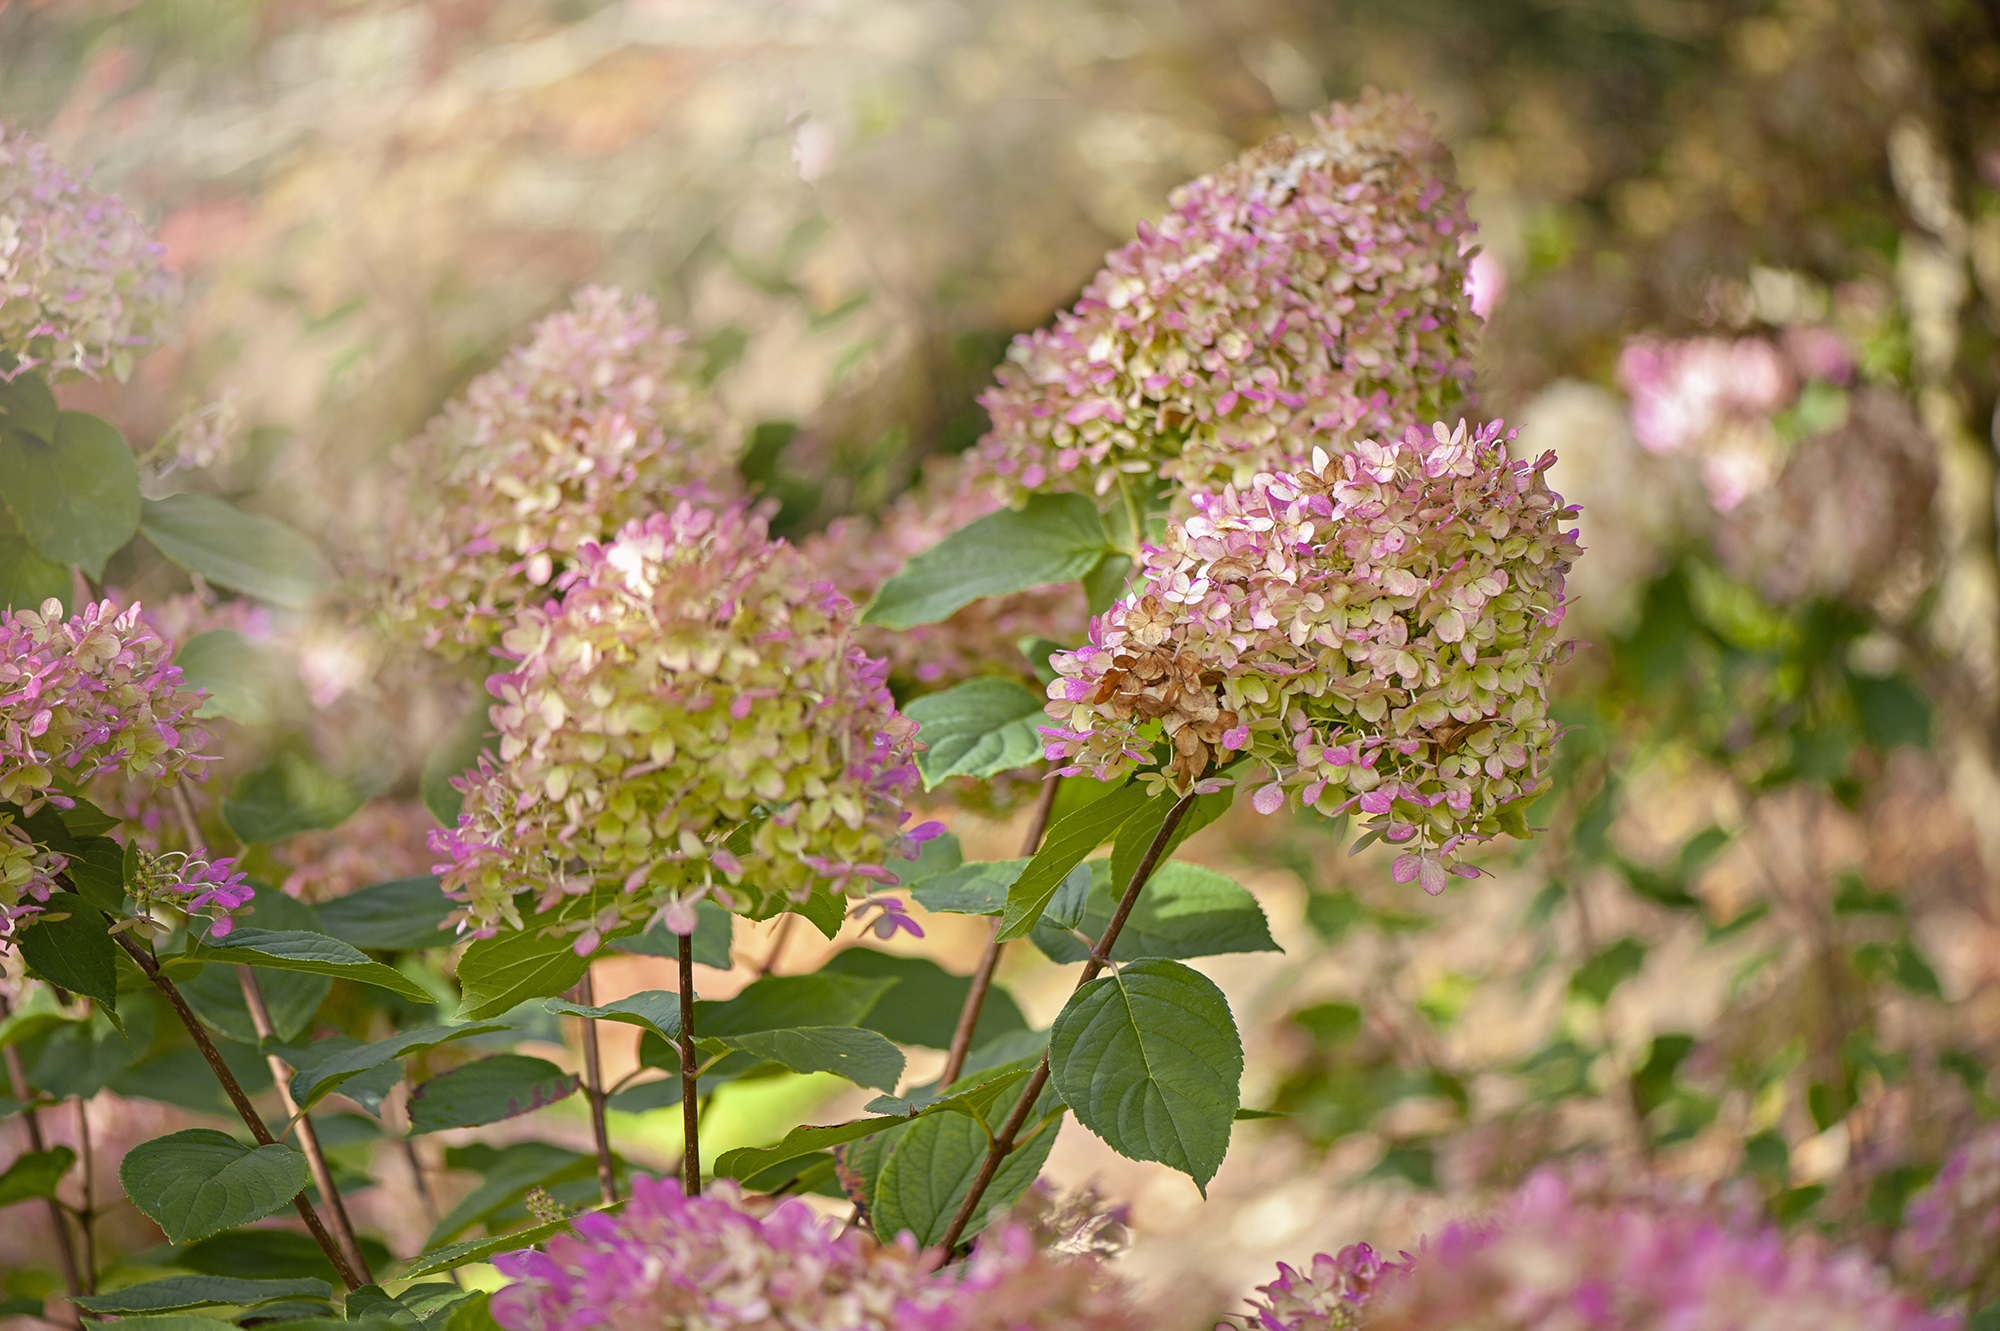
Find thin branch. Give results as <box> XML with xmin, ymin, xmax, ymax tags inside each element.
<box><xmin>569</xmin><ymin>969</ymin><xmax>618</xmax><ymax>1206</ymax></box>
<box><xmin>757</xmin><ymin>912</ymin><xmax>797</xmax><ymax>977</ymax></box>
<box><xmin>71</xmin><ymin>1097</ymin><xmax>94</xmax><ymax>1296</ymax></box>
<box><xmin>234</xmin><ymin>966</ymin><xmax>374</xmax><ymax>1284</ymax></box>
<box><xmin>939</xmin><ymin>774</ymin><xmax>1063</xmax><ymax>1087</ymax></box>
<box><xmin>399</xmin><ymin>1139</ymin><xmax>462</xmax><ymax>1288</ymax></box>
<box><xmin>0</xmin><ymin>995</ymin><xmax>83</xmax><ymax>1321</ymax></box>
<box><xmin>678</xmin><ymin>930</ymin><xmax>701</xmax><ymax>1195</ymax></box>
<box><xmin>936</xmin><ymin>788</ymin><xmax>1196</xmax><ymax>1255</ymax></box>
<box><xmin>110</xmin><ymin>930</ymin><xmax>363</xmax><ymax>1290</ymax></box>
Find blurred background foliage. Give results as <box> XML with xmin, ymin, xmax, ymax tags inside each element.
<box><xmin>6</xmin><ymin>0</ymin><xmax>2000</xmax><ymax>1320</ymax></box>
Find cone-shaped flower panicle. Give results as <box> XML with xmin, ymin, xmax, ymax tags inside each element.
<box><xmin>0</xmin><ymin>598</ymin><xmax>210</xmax><ymax>942</ymax></box>
<box><xmin>1897</xmin><ymin>1123</ymin><xmax>2000</xmax><ymax>1308</ymax></box>
<box><xmin>1043</xmin><ymin>420</ymin><xmax>1578</xmax><ymax>885</ymax></box>
<box><xmin>432</xmin><ymin>501</ymin><xmax>928</xmax><ymax>940</ymax></box>
<box><xmin>489</xmin><ymin>1176</ymin><xmax>1138</xmax><ymax>1331</ymax></box>
<box><xmin>0</xmin><ymin>124</ymin><xmax>179</xmax><ymax>382</ymax></box>
<box><xmin>973</xmin><ymin>90</ymin><xmax>1478</xmax><ymax>503</ymax></box>
<box><xmin>376</xmin><ymin>286</ymin><xmax>742</xmax><ymax>659</ymax></box>
<box><xmin>1343</xmin><ymin>1173</ymin><xmax>1956</xmax><ymax>1331</ymax></box>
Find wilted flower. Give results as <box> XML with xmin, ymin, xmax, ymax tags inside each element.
<box><xmin>973</xmin><ymin>90</ymin><xmax>1478</xmax><ymax>503</ymax></box>
<box><xmin>1354</xmin><ymin>1173</ymin><xmax>1954</xmax><ymax>1331</ymax></box>
<box><xmin>1218</xmin><ymin>1243</ymin><xmax>1410</xmax><ymax>1331</ymax></box>
<box><xmin>432</xmin><ymin>500</ymin><xmax>926</xmax><ymax>940</ymax></box>
<box><xmin>1043</xmin><ymin>420</ymin><xmax>1577</xmax><ymax>883</ymax></box>
<box><xmin>0</xmin><ymin>124</ymin><xmax>179</xmax><ymax>381</ymax></box>
<box><xmin>375</xmin><ymin>286</ymin><xmax>742</xmax><ymax>659</ymax></box>
<box><xmin>1897</xmin><ymin>1123</ymin><xmax>2000</xmax><ymax>1309</ymax></box>
<box><xmin>489</xmin><ymin>1176</ymin><xmax>1138</xmax><ymax>1331</ymax></box>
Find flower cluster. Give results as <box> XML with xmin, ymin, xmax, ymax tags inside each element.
<box><xmin>126</xmin><ymin>848</ymin><xmax>255</xmax><ymax>938</ymax></box>
<box><xmin>490</xmin><ymin>1176</ymin><xmax>1137</xmax><ymax>1331</ymax></box>
<box><xmin>1344</xmin><ymin>1173</ymin><xmax>1954</xmax><ymax>1331</ymax></box>
<box><xmin>432</xmin><ymin>500</ymin><xmax>928</xmax><ymax>941</ymax></box>
<box><xmin>804</xmin><ymin>455</ymin><xmax>1091</xmax><ymax>687</ymax></box>
<box><xmin>0</xmin><ymin>125</ymin><xmax>179</xmax><ymax>381</ymax></box>
<box><xmin>972</xmin><ymin>90</ymin><xmax>1478</xmax><ymax>503</ymax></box>
<box><xmin>1897</xmin><ymin>1123</ymin><xmax>2000</xmax><ymax>1308</ymax></box>
<box><xmin>1218</xmin><ymin>1244</ymin><xmax>1410</xmax><ymax>1331</ymax></box>
<box><xmin>1044</xmin><ymin>420</ymin><xmax>1577</xmax><ymax>885</ymax></box>
<box><xmin>375</xmin><ymin>286</ymin><xmax>742</xmax><ymax>659</ymax></box>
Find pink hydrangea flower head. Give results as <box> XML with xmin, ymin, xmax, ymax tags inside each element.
<box><xmin>1219</xmin><ymin>1243</ymin><xmax>1411</xmax><ymax>1331</ymax></box>
<box><xmin>1616</xmin><ymin>335</ymin><xmax>1804</xmax><ymax>512</ymax></box>
<box><xmin>1897</xmin><ymin>1123</ymin><xmax>2000</xmax><ymax>1307</ymax></box>
<box><xmin>972</xmin><ymin>90</ymin><xmax>1479</xmax><ymax>503</ymax></box>
<box><xmin>1356</xmin><ymin>1172</ymin><xmax>1954</xmax><ymax>1331</ymax></box>
<box><xmin>1043</xmin><ymin>420</ymin><xmax>1578</xmax><ymax>882</ymax></box>
<box><xmin>0</xmin><ymin>124</ymin><xmax>179</xmax><ymax>381</ymax></box>
<box><xmin>375</xmin><ymin>286</ymin><xmax>742</xmax><ymax>659</ymax></box>
<box><xmin>488</xmin><ymin>1175</ymin><xmax>1137</xmax><ymax>1331</ymax></box>
<box><xmin>431</xmin><ymin>500</ymin><xmax>924</xmax><ymax>939</ymax></box>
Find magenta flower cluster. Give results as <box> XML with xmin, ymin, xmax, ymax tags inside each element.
<box><xmin>490</xmin><ymin>1176</ymin><xmax>1136</xmax><ymax>1331</ymax></box>
<box><xmin>432</xmin><ymin>500</ymin><xmax>928</xmax><ymax>942</ymax></box>
<box><xmin>0</xmin><ymin>125</ymin><xmax>179</xmax><ymax>382</ymax></box>
<box><xmin>122</xmin><ymin>848</ymin><xmax>254</xmax><ymax>939</ymax></box>
<box><xmin>0</xmin><ymin>598</ymin><xmax>210</xmax><ymax>938</ymax></box>
<box><xmin>1897</xmin><ymin>1123</ymin><xmax>2000</xmax><ymax>1309</ymax></box>
<box><xmin>1235</xmin><ymin>1174</ymin><xmax>1953</xmax><ymax>1331</ymax></box>
<box><xmin>972</xmin><ymin>90</ymin><xmax>1478</xmax><ymax>503</ymax></box>
<box><xmin>1043</xmin><ymin>420</ymin><xmax>1577</xmax><ymax>887</ymax></box>
<box><xmin>1219</xmin><ymin>1243</ymin><xmax>1410</xmax><ymax>1331</ymax></box>
<box><xmin>376</xmin><ymin>286</ymin><xmax>741</xmax><ymax>659</ymax></box>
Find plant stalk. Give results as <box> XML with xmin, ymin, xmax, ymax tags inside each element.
<box><xmin>936</xmin><ymin>788</ymin><xmax>1195</xmax><ymax>1255</ymax></box>
<box><xmin>678</xmin><ymin>929</ymin><xmax>701</xmax><ymax>1195</ymax></box>
<box><xmin>570</xmin><ymin>969</ymin><xmax>618</xmax><ymax>1205</ymax></box>
<box><xmin>939</xmin><ymin>774</ymin><xmax>1063</xmax><ymax>1087</ymax></box>
<box><xmin>1</xmin><ymin>1005</ymin><xmax>83</xmax><ymax>1320</ymax></box>
<box><xmin>111</xmin><ymin>930</ymin><xmax>363</xmax><ymax>1290</ymax></box>
<box><xmin>71</xmin><ymin>1096</ymin><xmax>95</xmax><ymax>1296</ymax></box>
<box><xmin>234</xmin><ymin>965</ymin><xmax>374</xmax><ymax>1284</ymax></box>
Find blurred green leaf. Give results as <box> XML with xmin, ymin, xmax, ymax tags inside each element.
<box><xmin>998</xmin><ymin>780</ymin><xmax>1150</xmax><ymax>942</ymax></box>
<box><xmin>195</xmin><ymin>927</ymin><xmax>431</xmax><ymax>1003</ymax></box>
<box><xmin>1569</xmin><ymin>937</ymin><xmax>1648</xmax><ymax>1005</ymax></box>
<box><xmin>316</xmin><ymin>876</ymin><xmax>455</xmax><ymax>951</ymax></box>
<box><xmin>421</xmin><ymin>699</ymin><xmax>496</xmax><ymax>827</ymax></box>
<box><xmin>0</xmin><ymin>411</ymin><xmax>139</xmax><ymax>577</ymax></box>
<box><xmin>141</xmin><ymin>493</ymin><xmax>332</xmax><ymax>608</ymax></box>
<box><xmin>819</xmin><ymin>948</ymin><xmax>1026</xmax><ymax>1050</ymax></box>
<box><xmin>0</xmin><ymin>1145</ymin><xmax>74</xmax><ymax>1205</ymax></box>
<box><xmin>223</xmin><ymin>750</ymin><xmax>361</xmax><ymax>844</ymax></box>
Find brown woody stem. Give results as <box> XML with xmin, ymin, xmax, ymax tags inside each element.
<box><xmin>111</xmin><ymin>930</ymin><xmax>363</xmax><ymax>1290</ymax></box>
<box><xmin>939</xmin><ymin>774</ymin><xmax>1063</xmax><ymax>1088</ymax></box>
<box><xmin>570</xmin><ymin>968</ymin><xmax>618</xmax><ymax>1205</ymax></box>
<box><xmin>935</xmin><ymin>788</ymin><xmax>1195</xmax><ymax>1256</ymax></box>
<box><xmin>0</xmin><ymin>996</ymin><xmax>83</xmax><ymax>1322</ymax></box>
<box><xmin>72</xmin><ymin>1096</ymin><xmax>95</xmax><ymax>1296</ymax></box>
<box><xmin>678</xmin><ymin>930</ymin><xmax>701</xmax><ymax>1194</ymax></box>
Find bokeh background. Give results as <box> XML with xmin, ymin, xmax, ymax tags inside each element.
<box><xmin>6</xmin><ymin>0</ymin><xmax>2000</xmax><ymax>1322</ymax></box>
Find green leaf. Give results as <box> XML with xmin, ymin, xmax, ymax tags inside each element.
<box><xmin>819</xmin><ymin>949</ymin><xmax>1027</xmax><ymax>1050</ymax></box>
<box><xmin>697</xmin><ymin>973</ymin><xmax>897</xmax><ymax>1037</ymax></box>
<box><xmin>181</xmin><ymin>886</ymin><xmax>330</xmax><ymax>1043</ymax></box>
<box><xmin>140</xmin><ymin>493</ymin><xmax>332</xmax><ymax>609</ymax></box>
<box><xmin>442</xmin><ymin>1291</ymin><xmax>505</xmax><ymax>1331</ymax></box>
<box><xmin>1047</xmin><ymin>957</ymin><xmax>1242</xmax><ymax>1190</ymax></box>
<box><xmin>194</xmin><ymin>927</ymin><xmax>432</xmax><ymax>1002</ymax></box>
<box><xmin>397</xmin><ymin>1284</ymin><xmax>481</xmax><ymax>1326</ymax></box>
<box><xmin>873</xmin><ymin>1087</ymin><xmax>1059</xmax><ymax>1246</ymax></box>
<box><xmin>904</xmin><ymin>677</ymin><xmax>1049</xmax><ymax>788</ymax></box>
<box><xmin>1030</xmin><ymin>861</ymin><xmax>1279</xmax><ymax>963</ymax></box>
<box><xmin>997</xmin><ymin>780</ymin><xmax>1151</xmax><ymax>942</ymax></box>
<box><xmin>401</xmin><ymin>1218</ymin><xmax>572</xmax><ymax>1279</ymax></box>
<box><xmin>73</xmin><ymin>1276</ymin><xmax>330</xmax><ymax>1314</ymax></box>
<box><xmin>315</xmin><ymin>876</ymin><xmax>456</xmax><ymax>951</ymax></box>
<box><xmin>343</xmin><ymin>1286</ymin><xmax>425</xmax><ymax>1329</ymax></box>
<box><xmin>1631</xmin><ymin>1033</ymin><xmax>1698</xmax><ymax>1119</ymax></box>
<box><xmin>119</xmin><ymin>1129</ymin><xmax>310</xmax><ymax>1242</ymax></box>
<box><xmin>1569</xmin><ymin>937</ymin><xmax>1648</xmax><ymax>1005</ymax></box>
<box><xmin>222</xmin><ymin>751</ymin><xmax>362</xmax><ymax>844</ymax></box>
<box><xmin>289</xmin><ymin>1022</ymin><xmax>509</xmax><ymax>1110</ymax></box>
<box><xmin>173</xmin><ymin>631</ymin><xmax>280</xmax><ymax>727</ymax></box>
<box><xmin>1108</xmin><ymin>781</ymin><xmax>1234</xmax><ymax>896</ymax></box>
<box><xmin>715</xmin><ymin>1118</ymin><xmax>914</xmax><ymax>1182</ymax></box>
<box><xmin>16</xmin><ymin>890</ymin><xmax>117</xmax><ymax>1011</ymax></box>
<box><xmin>711</xmin><ymin>1027</ymin><xmax>904</xmax><ymax>1092</ymax></box>
<box><xmin>884</xmin><ymin>832</ymin><xmax>962</xmax><ymax>887</ymax></box>
<box><xmin>1082</xmin><ymin>551</ymin><xmax>1134</xmax><ymax>614</ymax></box>
<box><xmin>56</xmin><ymin>798</ymin><xmax>120</xmax><ymax>838</ymax></box>
<box><xmin>425</xmin><ymin>1141</ymin><xmax>591</xmax><ymax>1247</ymax></box>
<box><xmin>1849</xmin><ymin>673</ymin><xmax>1932</xmax><ymax>752</ymax></box>
<box><xmin>545</xmin><ymin>990</ymin><xmax>684</xmax><ymax>1044</ymax></box>
<box><xmin>0</xmin><ymin>518</ymin><xmax>72</xmax><ymax>613</ymax></box>
<box><xmin>63</xmin><ymin>834</ymin><xmax>130</xmax><ymax>913</ymax></box>
<box><xmin>0</xmin><ymin>411</ymin><xmax>140</xmax><ymax>577</ymax></box>
<box><xmin>610</xmin><ymin>900</ymin><xmax>732</xmax><ymax>968</ymax></box>
<box><xmin>406</xmin><ymin>1055</ymin><xmax>579</xmax><ymax>1134</ymax></box>
<box><xmin>24</xmin><ymin>1008</ymin><xmax>143</xmax><ymax>1099</ymax></box>
<box><xmin>912</xmin><ymin>859</ymin><xmax>1029</xmax><ymax>916</ymax></box>
<box><xmin>421</xmin><ymin>698</ymin><xmax>497</xmax><ymax>827</ymax></box>
<box><xmin>1234</xmin><ymin>1107</ymin><xmax>1288</xmax><ymax>1120</ymax></box>
<box><xmin>178</xmin><ymin>1228</ymin><xmax>361</xmax><ymax>1281</ymax></box>
<box><xmin>454</xmin><ymin>896</ymin><xmax>638</xmax><ymax>1020</ymax></box>
<box><xmin>0</xmin><ymin>1145</ymin><xmax>74</xmax><ymax>1204</ymax></box>
<box><xmin>863</xmin><ymin>493</ymin><xmax>1112</xmax><ymax>629</ymax></box>
<box><xmin>89</xmin><ymin>1317</ymin><xmax>240</xmax><ymax>1331</ymax></box>
<box><xmin>0</xmin><ymin>371</ymin><xmax>58</xmax><ymax>444</ymax></box>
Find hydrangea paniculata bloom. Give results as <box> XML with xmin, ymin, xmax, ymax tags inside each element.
<box><xmin>1353</xmin><ymin>1173</ymin><xmax>1953</xmax><ymax>1331</ymax></box>
<box><xmin>123</xmin><ymin>848</ymin><xmax>254</xmax><ymax>938</ymax></box>
<box><xmin>0</xmin><ymin>125</ymin><xmax>179</xmax><ymax>381</ymax></box>
<box><xmin>1044</xmin><ymin>420</ymin><xmax>1577</xmax><ymax>886</ymax></box>
<box><xmin>974</xmin><ymin>90</ymin><xmax>1478</xmax><ymax>502</ymax></box>
<box><xmin>1897</xmin><ymin>1123</ymin><xmax>2000</xmax><ymax>1308</ymax></box>
<box><xmin>376</xmin><ymin>286</ymin><xmax>742</xmax><ymax>659</ymax></box>
<box><xmin>1218</xmin><ymin>1243</ymin><xmax>1410</xmax><ymax>1331</ymax></box>
<box><xmin>490</xmin><ymin>1176</ymin><xmax>1138</xmax><ymax>1331</ymax></box>
<box><xmin>0</xmin><ymin>598</ymin><xmax>210</xmax><ymax>940</ymax></box>
<box><xmin>432</xmin><ymin>500</ymin><xmax>929</xmax><ymax>941</ymax></box>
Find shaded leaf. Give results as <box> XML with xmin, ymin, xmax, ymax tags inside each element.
<box><xmin>1030</xmin><ymin>861</ymin><xmax>1278</xmax><ymax>964</ymax></box>
<box><xmin>289</xmin><ymin>1022</ymin><xmax>509</xmax><ymax>1110</ymax></box>
<box><xmin>401</xmin><ymin>1218</ymin><xmax>572</xmax><ymax>1279</ymax></box>
<box><xmin>73</xmin><ymin>1276</ymin><xmax>329</xmax><ymax>1314</ymax></box>
<box><xmin>119</xmin><ymin>1129</ymin><xmax>309</xmax><ymax>1242</ymax></box>
<box><xmin>819</xmin><ymin>949</ymin><xmax>1027</xmax><ymax>1050</ymax></box>
<box><xmin>697</xmin><ymin>973</ymin><xmax>896</xmax><ymax>1036</ymax></box>
<box><xmin>545</xmin><ymin>990</ymin><xmax>683</xmax><ymax>1044</ymax></box>
<box><xmin>16</xmin><ymin>890</ymin><xmax>117</xmax><ymax>1012</ymax></box>
<box><xmin>904</xmin><ymin>677</ymin><xmax>1048</xmax><ymax>788</ymax></box>
<box><xmin>174</xmin><ymin>631</ymin><xmax>281</xmax><ymax>727</ymax></box>
<box><xmin>194</xmin><ymin>927</ymin><xmax>432</xmax><ymax>1002</ymax></box>
<box><xmin>141</xmin><ymin>493</ymin><xmax>331</xmax><ymax>609</ymax></box>
<box><xmin>1569</xmin><ymin>938</ymin><xmax>1648</xmax><ymax>1005</ymax></box>
<box><xmin>911</xmin><ymin>859</ymin><xmax>1028</xmax><ymax>916</ymax></box>
<box><xmin>0</xmin><ymin>518</ymin><xmax>71</xmax><ymax>614</ymax></box>
<box><xmin>0</xmin><ymin>1145</ymin><xmax>74</xmax><ymax>1204</ymax></box>
<box><xmin>315</xmin><ymin>876</ymin><xmax>456</xmax><ymax>951</ymax></box>
<box><xmin>711</xmin><ymin>1027</ymin><xmax>904</xmax><ymax>1092</ymax></box>
<box><xmin>407</xmin><ymin>1055</ymin><xmax>578</xmax><ymax>1134</ymax></box>
<box><xmin>863</xmin><ymin>493</ymin><xmax>1112</xmax><ymax>629</ymax></box>
<box><xmin>222</xmin><ymin>751</ymin><xmax>362</xmax><ymax>845</ymax></box>
<box><xmin>427</xmin><ymin>1141</ymin><xmax>593</xmax><ymax>1248</ymax></box>
<box><xmin>610</xmin><ymin>900</ymin><xmax>732</xmax><ymax>968</ymax></box>
<box><xmin>997</xmin><ymin>781</ymin><xmax>1152</xmax><ymax>942</ymax></box>
<box><xmin>0</xmin><ymin>411</ymin><xmax>140</xmax><ymax>577</ymax></box>
<box><xmin>873</xmin><ymin>1088</ymin><xmax>1060</xmax><ymax>1246</ymax></box>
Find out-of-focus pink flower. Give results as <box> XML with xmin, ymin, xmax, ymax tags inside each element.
<box><xmin>1897</xmin><ymin>1123</ymin><xmax>2000</xmax><ymax>1309</ymax></box>
<box><xmin>1618</xmin><ymin>337</ymin><xmax>1793</xmax><ymax>457</ymax></box>
<box><xmin>850</xmin><ymin>894</ymin><xmax>925</xmax><ymax>940</ymax></box>
<box><xmin>1218</xmin><ymin>1242</ymin><xmax>1410</xmax><ymax>1331</ymax></box>
<box><xmin>1466</xmin><ymin>251</ymin><xmax>1507</xmax><ymax>320</ymax></box>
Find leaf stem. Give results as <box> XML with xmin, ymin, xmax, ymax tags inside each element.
<box><xmin>678</xmin><ymin>930</ymin><xmax>702</xmax><ymax>1194</ymax></box>
<box><xmin>0</xmin><ymin>997</ymin><xmax>83</xmax><ymax>1324</ymax></box>
<box><xmin>234</xmin><ymin>965</ymin><xmax>374</xmax><ymax>1284</ymax></box>
<box><xmin>757</xmin><ymin>912</ymin><xmax>797</xmax><ymax>976</ymax></box>
<box><xmin>935</xmin><ymin>788</ymin><xmax>1195</xmax><ymax>1255</ymax></box>
<box><xmin>110</xmin><ymin>929</ymin><xmax>363</xmax><ymax>1290</ymax></box>
<box><xmin>939</xmin><ymin>773</ymin><xmax>1063</xmax><ymax>1087</ymax></box>
<box><xmin>570</xmin><ymin>968</ymin><xmax>618</xmax><ymax>1206</ymax></box>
